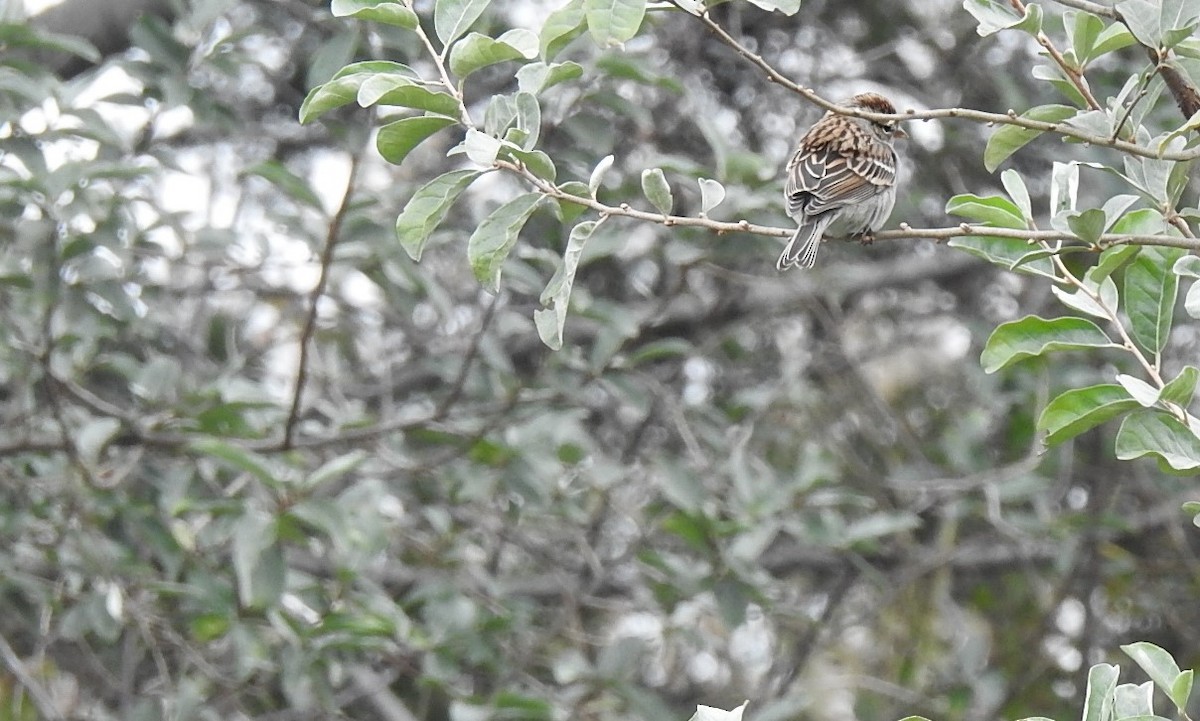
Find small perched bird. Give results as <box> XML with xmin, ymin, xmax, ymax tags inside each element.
<box><xmin>778</xmin><ymin>92</ymin><xmax>906</xmax><ymax>270</ymax></box>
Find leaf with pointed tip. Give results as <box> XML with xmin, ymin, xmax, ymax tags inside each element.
<box><xmin>435</xmin><ymin>0</ymin><xmax>491</xmax><ymax>45</ymax></box>
<box><xmin>540</xmin><ymin>0</ymin><xmax>587</xmax><ymax>59</ymax></box>
<box><xmin>981</xmin><ymin>316</ymin><xmax>1114</xmax><ymax>373</ymax></box>
<box><xmin>1122</xmin><ymin>642</ymin><xmax>1194</xmax><ymax>710</ymax></box>
<box><xmin>535</xmin><ymin>220</ymin><xmax>599</xmax><ymax>349</ymax></box>
<box><xmin>947</xmin><ymin>235</ymin><xmax>1056</xmax><ymax>278</ymax></box>
<box><xmin>299</xmin><ymin>61</ymin><xmax>418</xmax><ymax>123</ymax></box>
<box><xmin>376</xmin><ymin>115</ymin><xmax>457</xmax><ymax>165</ymax></box>
<box><xmin>396</xmin><ymin>169</ymin><xmax>481</xmax><ymax>261</ymax></box>
<box><xmin>448</xmin><ymin>28</ymin><xmax>539</xmax><ymax>79</ymax></box>
<box><xmin>983</xmin><ymin>105</ymin><xmax>1075</xmax><ymax>172</ymax></box>
<box><xmin>357</xmin><ymin>75</ymin><xmax>461</xmax><ymax>116</ymax></box>
<box><xmin>1125</xmin><ymin>245</ymin><xmax>1185</xmax><ymax>355</ymax></box>
<box><xmin>1161</xmin><ymin>366</ymin><xmax>1199</xmax><ymax>406</ymax></box>
<box><xmin>468</xmin><ymin>193</ymin><xmax>545</xmax><ymax>291</ymax></box>
<box><xmin>1116</xmin><ymin>411</ymin><xmax>1200</xmax><ymax>472</ymax></box>
<box><xmin>1039</xmin><ymin>384</ymin><xmax>1138</xmax><ymax>447</ymax></box>
<box><xmin>946</xmin><ymin>194</ymin><xmax>1027</xmax><ymax>228</ymax></box>
<box><xmin>1001</xmin><ymin>169</ymin><xmax>1032</xmax><ymax>220</ymax></box>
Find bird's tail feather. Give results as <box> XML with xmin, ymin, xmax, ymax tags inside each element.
<box><xmin>777</xmin><ymin>217</ymin><xmax>831</xmax><ymax>270</ymax></box>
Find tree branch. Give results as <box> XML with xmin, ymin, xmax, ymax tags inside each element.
<box><xmin>282</xmin><ymin>148</ymin><xmax>363</xmax><ymax>450</ymax></box>
<box><xmin>674</xmin><ymin>3</ymin><xmax>1200</xmax><ymax>162</ymax></box>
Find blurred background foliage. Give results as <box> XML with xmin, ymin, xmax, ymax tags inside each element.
<box><xmin>0</xmin><ymin>0</ymin><xmax>1198</xmax><ymax>720</ymax></box>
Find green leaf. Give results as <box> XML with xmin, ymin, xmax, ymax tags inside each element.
<box><xmin>77</xmin><ymin>418</ymin><xmax>122</xmax><ymax>466</ymax></box>
<box><xmin>698</xmin><ymin>178</ymin><xmax>726</xmax><ymax>215</ymax></box>
<box><xmin>535</xmin><ymin>219</ymin><xmax>598</xmax><ymax>349</ymax></box>
<box><xmin>376</xmin><ymin>115</ymin><xmax>457</xmax><ymax>165</ymax></box>
<box><xmin>1114</xmin><ymin>682</ymin><xmax>1155</xmax><ymax>719</ymax></box>
<box><xmin>641</xmin><ymin>168</ymin><xmax>672</xmax><ymax>215</ymax></box>
<box><xmin>963</xmin><ymin>0</ymin><xmax>1044</xmax><ymax>35</ymax></box>
<box><xmin>0</xmin><ymin>23</ymin><xmax>100</xmax><ymax>63</ymax></box>
<box><xmin>744</xmin><ymin>0</ymin><xmax>803</xmax><ymax>13</ymax></box>
<box><xmin>245</xmin><ymin>160</ymin><xmax>324</xmax><ymax>211</ymax></box>
<box><xmin>1051</xmin><ymin>274</ymin><xmax>1117</xmax><ymax>318</ymax></box>
<box><xmin>1069</xmin><ymin>10</ymin><xmax>1105</xmax><ymax>64</ymax></box>
<box><xmin>468</xmin><ymin>193</ymin><xmax>545</xmax><ymax>292</ymax></box>
<box><xmin>584</xmin><ymin>0</ymin><xmax>647</xmax><ymax>46</ymax></box>
<box><xmin>1117</xmin><ymin>373</ymin><xmax>1163</xmax><ymax>407</ymax></box>
<box><xmin>1116</xmin><ymin>410</ymin><xmax>1200</xmax><ymax>472</ymax></box>
<box><xmin>1092</xmin><ymin>22</ymin><xmax>1136</xmax><ymax>57</ymax></box>
<box><xmin>502</xmin><ymin>145</ymin><xmax>557</xmax><ymax>181</ymax></box>
<box><xmin>1067</xmin><ymin>208</ymin><xmax>1106</xmax><ymax>244</ymax></box>
<box><xmin>232</xmin><ymin>510</ymin><xmax>285</xmax><ymax>609</ymax></box>
<box><xmin>435</xmin><ymin>0</ymin><xmax>491</xmax><ymax>45</ymax></box>
<box><xmin>299</xmin><ymin>61</ymin><xmax>416</xmax><ymax>123</ymax></box>
<box><xmin>1039</xmin><ymin>384</ymin><xmax>1139</xmax><ymax>447</ymax></box>
<box><xmin>463</xmin><ymin>128</ymin><xmax>502</xmax><ymax>166</ymax></box>
<box><xmin>947</xmin><ymin>235</ymin><xmax>1056</xmax><ymax>278</ymax></box>
<box><xmin>946</xmin><ymin>194</ymin><xmax>1027</xmax><ymax>228</ymax></box>
<box><xmin>589</xmin><ymin>154</ymin><xmax>615</xmax><ymax>196</ymax></box>
<box><xmin>1083</xmin><ymin>664</ymin><xmax>1120</xmax><ymax>721</ymax></box>
<box><xmin>1124</xmin><ymin>246</ymin><xmax>1185</xmax><ymax>355</ymax></box>
<box><xmin>983</xmin><ymin>105</ymin><xmax>1076</xmax><ymax>172</ymax></box>
<box><xmin>1161</xmin><ymin>366</ymin><xmax>1199</xmax><ymax>406</ymax></box>
<box><xmin>448</xmin><ymin>29</ymin><xmax>539</xmax><ymax>79</ymax></box>
<box><xmin>395</xmin><ymin>169</ymin><xmax>481</xmax><ymax>261</ymax></box>
<box><xmin>304</xmin><ymin>450</ymin><xmax>369</xmax><ymax>490</ymax></box>
<box><xmin>514</xmin><ymin>91</ymin><xmax>541</xmax><ymax>148</ymax></box>
<box><xmin>981</xmin><ymin>315</ymin><xmax>1114</xmax><ymax>373</ymax></box>
<box><xmin>357</xmin><ymin>75</ymin><xmax>461</xmax><ymax>116</ymax></box>
<box><xmin>1088</xmin><ymin>245</ymin><xmax>1140</xmax><ymax>284</ymax></box>
<box><xmin>330</xmin><ymin>0</ymin><xmax>418</xmax><ymax>28</ymax></box>
<box><xmin>540</xmin><ymin>0</ymin><xmax>587</xmax><ymax>59</ymax></box>
<box><xmin>1176</xmin><ymin>255</ymin><xmax>1200</xmax><ymax>279</ymax></box>
<box><xmin>1122</xmin><ymin>642</ymin><xmax>1194</xmax><ymax>710</ymax></box>
<box><xmin>516</xmin><ymin>61</ymin><xmax>584</xmax><ymax>94</ymax></box>
<box><xmin>554</xmin><ymin>181</ymin><xmax>591</xmax><ymax>224</ymax></box>
<box><xmin>189</xmin><ymin>438</ymin><xmax>280</xmax><ymax>488</ymax></box>
<box><xmin>1001</xmin><ymin>169</ymin><xmax>1033</xmax><ymax>220</ymax></box>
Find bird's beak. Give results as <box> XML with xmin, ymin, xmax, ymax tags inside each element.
<box><xmin>893</xmin><ymin>127</ymin><xmax>908</xmax><ymax>140</ymax></box>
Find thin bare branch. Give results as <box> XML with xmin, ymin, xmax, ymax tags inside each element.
<box><xmin>283</xmin><ymin>148</ymin><xmax>363</xmax><ymax>450</ymax></box>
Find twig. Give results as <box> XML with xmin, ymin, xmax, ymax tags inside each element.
<box><xmin>495</xmin><ymin>158</ymin><xmax>1200</xmax><ymax>250</ymax></box>
<box><xmin>282</xmin><ymin>148</ymin><xmax>363</xmax><ymax>450</ymax></box>
<box><xmin>0</xmin><ymin>632</ymin><xmax>64</xmax><ymax>721</ymax></box>
<box><xmin>1010</xmin><ymin>0</ymin><xmax>1101</xmax><ymax>109</ymax></box>
<box><xmin>1049</xmin><ymin>0</ymin><xmax>1117</xmax><ymax>18</ymax></box>
<box><xmin>435</xmin><ymin>294</ymin><xmax>500</xmax><ymax>417</ymax></box>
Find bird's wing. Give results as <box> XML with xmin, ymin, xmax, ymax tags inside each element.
<box><xmin>785</xmin><ymin>138</ymin><xmax>896</xmax><ymax>218</ymax></box>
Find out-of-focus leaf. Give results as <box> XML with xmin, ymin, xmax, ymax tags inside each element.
<box><xmin>981</xmin><ymin>316</ymin><xmax>1115</xmax><ymax>373</ymax></box>
<box><xmin>396</xmin><ymin>169</ymin><xmax>481</xmax><ymax>261</ymax></box>
<box><xmin>303</xmin><ymin>450</ymin><xmax>369</xmax><ymax>490</ymax></box>
<box><xmin>1039</xmin><ymin>384</ymin><xmax>1138</xmax><ymax>447</ymax></box>
<box><xmin>376</xmin><ymin>115</ymin><xmax>457</xmax><ymax>165</ymax></box>
<box><xmin>743</xmin><ymin>0</ymin><xmax>802</xmax><ymax>13</ymax></box>
<box><xmin>245</xmin><ymin>160</ymin><xmax>324</xmax><ymax>211</ymax></box>
<box><xmin>468</xmin><ymin>193</ymin><xmax>544</xmax><ymax>291</ymax></box>
<box><xmin>232</xmin><ymin>510</ymin><xmax>286</xmax><ymax>609</ymax></box>
<box><xmin>77</xmin><ymin>417</ymin><xmax>122</xmax><ymax>465</ymax></box>
<box><xmin>189</xmin><ymin>439</ymin><xmax>281</xmax><ymax>488</ymax></box>
<box><xmin>1124</xmin><ymin>246</ymin><xmax>1185</xmax><ymax>355</ymax></box>
<box><xmin>584</xmin><ymin>0</ymin><xmax>647</xmax><ymax>46</ymax></box>
<box><xmin>535</xmin><ymin>219</ymin><xmax>598</xmax><ymax>349</ymax></box>
<box><xmin>330</xmin><ymin>0</ymin><xmax>418</xmax><ymax>28</ymax></box>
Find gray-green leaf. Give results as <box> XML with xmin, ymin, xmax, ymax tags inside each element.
<box><xmin>468</xmin><ymin>193</ymin><xmax>545</xmax><ymax>291</ymax></box>
<box><xmin>396</xmin><ymin>169</ymin><xmax>481</xmax><ymax>261</ymax></box>
<box><xmin>535</xmin><ymin>220</ymin><xmax>599</xmax><ymax>349</ymax></box>
<box><xmin>641</xmin><ymin>168</ymin><xmax>672</xmax><ymax>215</ymax></box>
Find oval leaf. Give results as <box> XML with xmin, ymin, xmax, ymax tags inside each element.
<box><xmin>468</xmin><ymin>193</ymin><xmax>545</xmax><ymax>292</ymax></box>
<box><xmin>396</xmin><ymin>169</ymin><xmax>481</xmax><ymax>261</ymax></box>
<box><xmin>1124</xmin><ymin>245</ymin><xmax>1186</xmax><ymax>355</ymax></box>
<box><xmin>376</xmin><ymin>115</ymin><xmax>457</xmax><ymax>165</ymax></box>
<box><xmin>1115</xmin><ymin>410</ymin><xmax>1200</xmax><ymax>472</ymax></box>
<box><xmin>1039</xmin><ymin>384</ymin><xmax>1139</xmax><ymax>447</ymax></box>
<box><xmin>584</xmin><ymin>0</ymin><xmax>647</xmax><ymax>47</ymax></box>
<box><xmin>641</xmin><ymin>168</ymin><xmax>672</xmax><ymax>215</ymax></box>
<box><xmin>535</xmin><ymin>219</ymin><xmax>599</xmax><ymax>349</ymax></box>
<box><xmin>981</xmin><ymin>315</ymin><xmax>1114</xmax><ymax>373</ymax></box>
<box><xmin>435</xmin><ymin>0</ymin><xmax>492</xmax><ymax>45</ymax></box>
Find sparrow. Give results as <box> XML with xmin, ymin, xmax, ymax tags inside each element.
<box><xmin>778</xmin><ymin>92</ymin><xmax>905</xmax><ymax>270</ymax></box>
